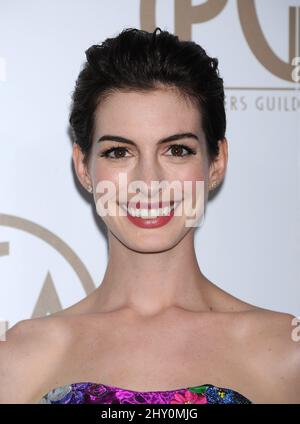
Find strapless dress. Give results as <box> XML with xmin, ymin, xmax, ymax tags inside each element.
<box><xmin>39</xmin><ymin>382</ymin><xmax>252</xmax><ymax>404</ymax></box>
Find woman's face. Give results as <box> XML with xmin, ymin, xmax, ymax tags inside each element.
<box><xmin>75</xmin><ymin>87</ymin><xmax>215</xmax><ymax>252</ymax></box>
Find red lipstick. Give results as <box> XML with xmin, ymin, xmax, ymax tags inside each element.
<box><xmin>124</xmin><ymin>201</ymin><xmax>177</xmax><ymax>229</ymax></box>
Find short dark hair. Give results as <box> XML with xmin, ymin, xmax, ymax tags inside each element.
<box><xmin>69</xmin><ymin>27</ymin><xmax>226</xmax><ymax>167</ymax></box>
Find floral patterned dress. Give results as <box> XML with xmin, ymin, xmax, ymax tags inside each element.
<box><xmin>39</xmin><ymin>382</ymin><xmax>252</xmax><ymax>404</ymax></box>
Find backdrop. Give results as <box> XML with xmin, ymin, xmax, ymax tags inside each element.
<box><xmin>0</xmin><ymin>0</ymin><xmax>299</xmax><ymax>331</ymax></box>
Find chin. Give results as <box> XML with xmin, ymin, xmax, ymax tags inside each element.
<box><xmin>123</xmin><ymin>240</ymin><xmax>181</xmax><ymax>254</ymax></box>
<box><xmin>110</xmin><ymin>226</ymin><xmax>187</xmax><ymax>253</ymax></box>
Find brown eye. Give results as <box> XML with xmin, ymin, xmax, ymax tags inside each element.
<box><xmin>99</xmin><ymin>146</ymin><xmax>130</xmax><ymax>160</ymax></box>
<box><xmin>166</xmin><ymin>144</ymin><xmax>196</xmax><ymax>157</ymax></box>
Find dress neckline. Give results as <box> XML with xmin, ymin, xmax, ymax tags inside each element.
<box><xmin>69</xmin><ymin>381</ymin><xmax>251</xmax><ymax>400</ymax></box>
<box><xmin>72</xmin><ymin>381</ymin><xmax>212</xmax><ymax>393</ymax></box>
<box><xmin>40</xmin><ymin>381</ymin><xmax>253</xmax><ymax>404</ymax></box>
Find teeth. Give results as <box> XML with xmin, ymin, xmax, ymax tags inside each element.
<box><xmin>124</xmin><ymin>204</ymin><xmax>176</xmax><ymax>219</ymax></box>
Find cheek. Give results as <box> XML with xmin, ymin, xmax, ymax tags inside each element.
<box><xmin>176</xmin><ymin>163</ymin><xmax>206</xmax><ymax>189</ymax></box>
<box><xmin>177</xmin><ymin>165</ymin><xmax>207</xmax><ymax>214</ymax></box>
<box><xmin>92</xmin><ymin>162</ymin><xmax>121</xmax><ymax>191</ymax></box>
<box><xmin>91</xmin><ymin>164</ymin><xmax>122</xmax><ymax>217</ymax></box>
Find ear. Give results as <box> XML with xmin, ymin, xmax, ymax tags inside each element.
<box><xmin>72</xmin><ymin>143</ymin><xmax>92</xmax><ymax>192</ymax></box>
<box><xmin>208</xmin><ymin>137</ymin><xmax>228</xmax><ymax>189</ymax></box>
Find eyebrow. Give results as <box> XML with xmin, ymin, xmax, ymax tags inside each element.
<box><xmin>97</xmin><ymin>132</ymin><xmax>199</xmax><ymax>146</ymax></box>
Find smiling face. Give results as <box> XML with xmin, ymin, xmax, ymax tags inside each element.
<box><xmin>73</xmin><ymin>86</ymin><xmax>227</xmax><ymax>253</ymax></box>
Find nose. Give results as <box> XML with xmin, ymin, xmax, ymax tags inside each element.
<box><xmin>131</xmin><ymin>156</ymin><xmax>165</xmax><ymax>201</ymax></box>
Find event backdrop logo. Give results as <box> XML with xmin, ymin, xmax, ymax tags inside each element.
<box><xmin>140</xmin><ymin>0</ymin><xmax>300</xmax><ymax>83</ymax></box>
<box><xmin>0</xmin><ymin>214</ymin><xmax>96</xmax><ymax>324</ymax></box>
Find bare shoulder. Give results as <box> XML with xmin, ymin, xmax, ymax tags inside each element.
<box><xmin>0</xmin><ymin>316</ymin><xmax>71</xmax><ymax>403</ymax></box>
<box><xmin>239</xmin><ymin>308</ymin><xmax>300</xmax><ymax>403</ymax></box>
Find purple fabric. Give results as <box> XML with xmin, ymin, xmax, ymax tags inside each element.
<box><xmin>39</xmin><ymin>382</ymin><xmax>252</xmax><ymax>404</ymax></box>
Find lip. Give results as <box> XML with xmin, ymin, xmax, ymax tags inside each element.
<box><xmin>126</xmin><ymin>207</ymin><xmax>175</xmax><ymax>228</ymax></box>
<box><xmin>120</xmin><ymin>201</ymin><xmax>181</xmax><ymax>229</ymax></box>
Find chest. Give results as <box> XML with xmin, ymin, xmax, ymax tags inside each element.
<box><xmin>63</xmin><ymin>313</ymin><xmax>251</xmax><ymax>391</ymax></box>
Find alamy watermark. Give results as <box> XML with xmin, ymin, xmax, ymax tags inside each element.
<box><xmin>0</xmin><ymin>319</ymin><xmax>9</xmax><ymax>341</ymax></box>
<box><xmin>292</xmin><ymin>57</ymin><xmax>300</xmax><ymax>82</ymax></box>
<box><xmin>291</xmin><ymin>316</ymin><xmax>300</xmax><ymax>342</ymax></box>
<box><xmin>93</xmin><ymin>173</ymin><xmax>206</xmax><ymax>228</ymax></box>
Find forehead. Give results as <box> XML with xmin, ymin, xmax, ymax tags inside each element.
<box><xmin>93</xmin><ymin>87</ymin><xmax>202</xmax><ymax>135</ymax></box>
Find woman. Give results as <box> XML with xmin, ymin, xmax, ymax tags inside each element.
<box><xmin>1</xmin><ymin>27</ymin><xmax>299</xmax><ymax>404</ymax></box>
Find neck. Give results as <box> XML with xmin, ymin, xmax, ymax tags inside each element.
<box><xmin>92</xmin><ymin>230</ymin><xmax>213</xmax><ymax>317</ymax></box>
